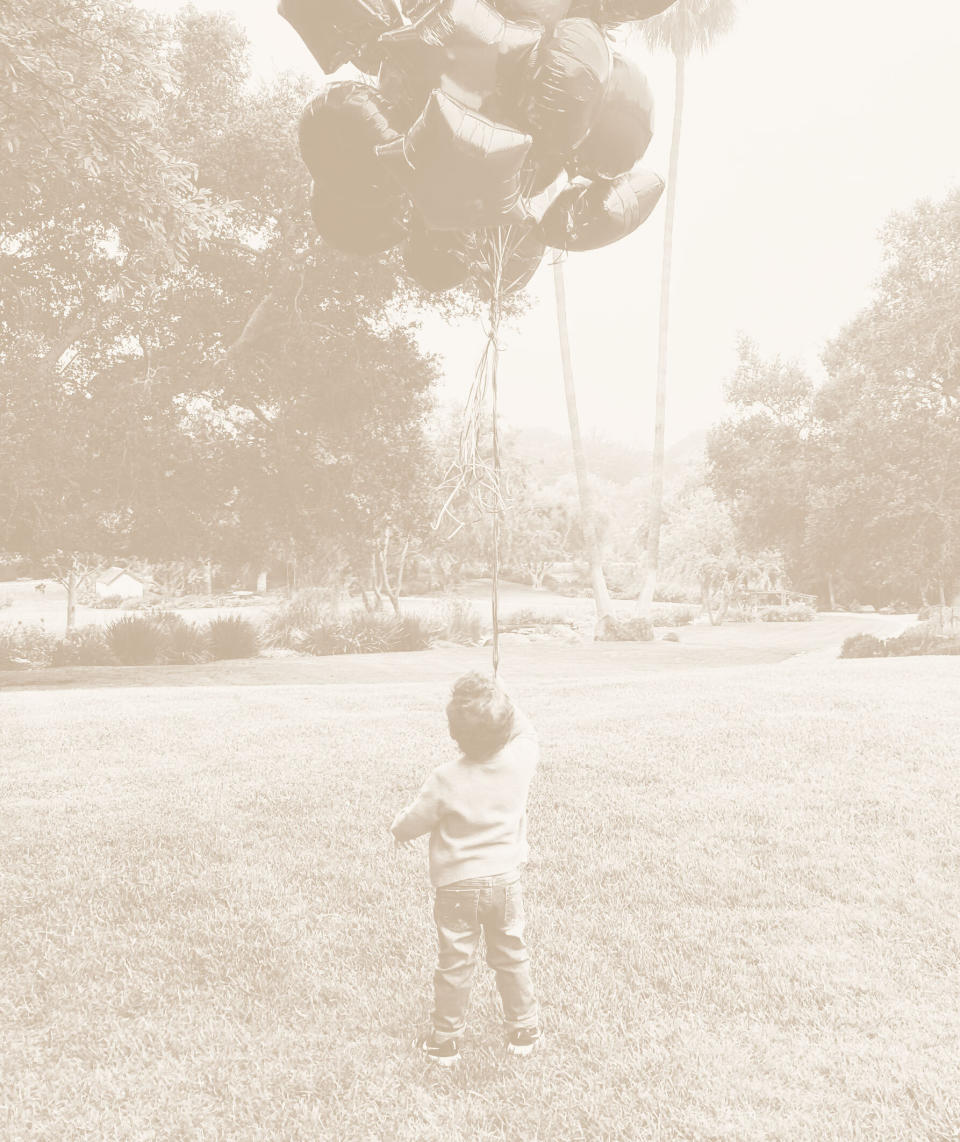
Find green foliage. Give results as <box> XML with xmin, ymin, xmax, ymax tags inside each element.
<box><xmin>299</xmin><ymin>611</ymin><xmax>436</xmax><ymax>656</ymax></box>
<box><xmin>840</xmin><ymin>633</ymin><xmax>886</xmax><ymax>658</ymax></box>
<box><xmin>597</xmin><ymin>616</ymin><xmax>655</xmax><ymax>642</ymax></box>
<box><xmin>206</xmin><ymin>616</ymin><xmax>259</xmax><ymax>661</ymax></box>
<box><xmin>105</xmin><ymin>616</ymin><xmax>168</xmax><ymax>666</ymax></box>
<box><xmin>93</xmin><ymin>595</ymin><xmax>126</xmax><ymax>610</ymax></box>
<box><xmin>51</xmin><ymin>627</ymin><xmax>117</xmax><ymax>667</ymax></box>
<box><xmin>0</xmin><ymin>622</ymin><xmax>58</xmax><ymax>668</ymax></box>
<box><xmin>260</xmin><ymin>590</ymin><xmax>335</xmax><ymax>649</ymax></box>
<box><xmin>155</xmin><ymin>613</ymin><xmax>211</xmax><ymax>665</ymax></box>
<box><xmin>650</xmin><ymin>604</ymin><xmax>699</xmax><ymax>627</ymax></box>
<box><xmin>759</xmin><ymin>604</ymin><xmax>816</xmax><ymax>623</ymax></box>
<box><xmin>501</xmin><ymin>609</ymin><xmax>575</xmax><ymax>631</ymax></box>
<box><xmin>435</xmin><ymin>598</ymin><xmax>485</xmax><ymax>645</ymax></box>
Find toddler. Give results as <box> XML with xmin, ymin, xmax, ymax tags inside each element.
<box><xmin>391</xmin><ymin>671</ymin><xmax>541</xmax><ymax>1065</ymax></box>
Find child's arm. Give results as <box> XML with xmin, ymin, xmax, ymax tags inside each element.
<box><xmin>391</xmin><ymin>771</ymin><xmax>445</xmax><ymax>844</ymax></box>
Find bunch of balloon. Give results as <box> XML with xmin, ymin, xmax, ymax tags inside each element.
<box><xmin>283</xmin><ymin>0</ymin><xmax>676</xmax><ymax>668</ymax></box>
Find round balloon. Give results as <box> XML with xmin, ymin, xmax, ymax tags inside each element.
<box><xmin>378</xmin><ymin>0</ymin><xmax>540</xmax><ymax>115</ymax></box>
<box><xmin>377</xmin><ymin>90</ymin><xmax>533</xmax><ymax>231</ymax></box>
<box><xmin>403</xmin><ymin>221</ymin><xmax>473</xmax><ymax>292</ymax></box>
<box><xmin>538</xmin><ymin>165</ymin><xmax>664</xmax><ymax>250</ymax></box>
<box><xmin>574</xmin><ymin>52</ymin><xmax>654</xmax><ymax>179</ymax></box>
<box><xmin>298</xmin><ymin>81</ymin><xmax>405</xmax><ymax>207</ymax></box>
<box><xmin>309</xmin><ymin>181</ymin><xmax>408</xmax><ymax>255</ymax></box>
<box><xmin>519</xmin><ymin>18</ymin><xmax>611</xmax><ymax>159</ymax></box>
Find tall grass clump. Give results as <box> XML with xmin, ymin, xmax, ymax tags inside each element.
<box><xmin>0</xmin><ymin>621</ymin><xmax>58</xmax><ymax>668</ymax></box>
<box><xmin>261</xmin><ymin>589</ymin><xmax>334</xmax><ymax>648</ymax></box>
<box><xmin>105</xmin><ymin>616</ymin><xmax>168</xmax><ymax>665</ymax></box>
<box><xmin>155</xmin><ymin>613</ymin><xmax>211</xmax><ymax>664</ymax></box>
<box><xmin>51</xmin><ymin>626</ymin><xmax>117</xmax><ymax>667</ymax></box>
<box><xmin>300</xmin><ymin>610</ymin><xmax>436</xmax><ymax>656</ymax></box>
<box><xmin>436</xmin><ymin>597</ymin><xmax>485</xmax><ymax>645</ymax></box>
<box><xmin>206</xmin><ymin>615</ymin><xmax>259</xmax><ymax>660</ymax></box>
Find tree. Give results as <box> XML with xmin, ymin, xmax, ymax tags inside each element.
<box><xmin>638</xmin><ymin>0</ymin><xmax>739</xmax><ymax>606</ymax></box>
<box><xmin>552</xmin><ymin>258</ymin><xmax>615</xmax><ymax>630</ymax></box>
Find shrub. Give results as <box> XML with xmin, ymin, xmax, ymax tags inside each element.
<box><xmin>501</xmin><ymin>608</ymin><xmax>575</xmax><ymax>632</ymax></box>
<box><xmin>759</xmin><ymin>603</ymin><xmax>816</xmax><ymax>623</ymax></box>
<box><xmin>155</xmin><ymin>614</ymin><xmax>211</xmax><ymax>664</ymax></box>
<box><xmin>0</xmin><ymin>621</ymin><xmax>58</xmax><ymax>668</ymax></box>
<box><xmin>300</xmin><ymin>610</ymin><xmax>436</xmax><ymax>656</ymax></box>
<box><xmin>51</xmin><ymin>626</ymin><xmax>117</xmax><ymax>667</ymax></box>
<box><xmin>597</xmin><ymin>615</ymin><xmax>654</xmax><ymax>642</ymax></box>
<box><xmin>649</xmin><ymin>603</ymin><xmax>698</xmax><ymax>627</ymax></box>
<box><xmin>92</xmin><ymin>594</ymin><xmax>125</xmax><ymax>609</ymax></box>
<box><xmin>840</xmin><ymin>633</ymin><xmax>886</xmax><ymax>659</ymax></box>
<box><xmin>653</xmin><ymin>583</ymin><xmax>699</xmax><ymax>604</ymax></box>
<box><xmin>436</xmin><ymin>597</ymin><xmax>485</xmax><ymax>645</ymax></box>
<box><xmin>261</xmin><ymin>589</ymin><xmax>334</xmax><ymax>649</ymax></box>
<box><xmin>206</xmin><ymin>615</ymin><xmax>259</xmax><ymax>660</ymax></box>
<box><xmin>105</xmin><ymin>616</ymin><xmax>167</xmax><ymax>665</ymax></box>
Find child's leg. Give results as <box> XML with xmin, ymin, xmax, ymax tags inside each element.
<box><xmin>432</xmin><ymin>887</ymin><xmax>482</xmax><ymax>1042</ymax></box>
<box><xmin>482</xmin><ymin>880</ymin><xmax>538</xmax><ymax>1032</ymax></box>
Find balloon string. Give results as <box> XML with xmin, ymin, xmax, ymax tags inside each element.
<box><xmin>489</xmin><ymin>243</ymin><xmax>503</xmax><ymax>678</ymax></box>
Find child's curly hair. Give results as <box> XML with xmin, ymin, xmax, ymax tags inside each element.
<box><xmin>446</xmin><ymin>672</ymin><xmax>516</xmax><ymax>761</ymax></box>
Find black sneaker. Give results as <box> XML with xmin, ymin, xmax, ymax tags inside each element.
<box><xmin>506</xmin><ymin>1027</ymin><xmax>542</xmax><ymax>1056</ymax></box>
<box><xmin>416</xmin><ymin>1033</ymin><xmax>460</xmax><ymax>1066</ymax></box>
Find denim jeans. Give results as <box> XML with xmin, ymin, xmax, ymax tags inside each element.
<box><xmin>431</xmin><ymin>869</ymin><xmax>538</xmax><ymax>1042</ymax></box>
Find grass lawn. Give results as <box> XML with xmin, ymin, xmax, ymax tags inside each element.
<box><xmin>2</xmin><ymin>655</ymin><xmax>958</xmax><ymax>1140</ymax></box>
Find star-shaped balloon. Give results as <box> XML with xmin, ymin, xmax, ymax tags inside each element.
<box><xmin>280</xmin><ymin>0</ymin><xmax>403</xmax><ymax>74</ymax></box>
<box><xmin>574</xmin><ymin>52</ymin><xmax>655</xmax><ymax>179</ymax></box>
<box><xmin>378</xmin><ymin>0</ymin><xmax>540</xmax><ymax>114</ymax></box>
<box><xmin>538</xmin><ymin>165</ymin><xmax>664</xmax><ymax>250</ymax></box>
<box><xmin>377</xmin><ymin>90</ymin><xmax>533</xmax><ymax>231</ymax></box>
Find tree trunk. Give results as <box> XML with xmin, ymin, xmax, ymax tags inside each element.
<box><xmin>827</xmin><ymin>572</ymin><xmax>836</xmax><ymax>611</ymax></box>
<box><xmin>66</xmin><ymin>568</ymin><xmax>77</xmax><ymax>631</ymax></box>
<box><xmin>552</xmin><ymin>258</ymin><xmax>614</xmax><ymax>634</ymax></box>
<box><xmin>640</xmin><ymin>50</ymin><xmax>686</xmax><ymax>609</ymax></box>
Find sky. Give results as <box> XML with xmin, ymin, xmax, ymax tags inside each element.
<box><xmin>149</xmin><ymin>0</ymin><xmax>960</xmax><ymax>447</ymax></box>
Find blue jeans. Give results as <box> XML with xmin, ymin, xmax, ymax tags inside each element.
<box><xmin>432</xmin><ymin>870</ymin><xmax>538</xmax><ymax>1042</ymax></box>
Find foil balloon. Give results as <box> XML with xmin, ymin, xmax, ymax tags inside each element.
<box><xmin>568</xmin><ymin>0</ymin><xmax>676</xmax><ymax>21</ymax></box>
<box><xmin>519</xmin><ymin>18</ymin><xmax>611</xmax><ymax>158</ymax></box>
<box><xmin>490</xmin><ymin>0</ymin><xmax>573</xmax><ymax>26</ymax></box>
<box><xmin>279</xmin><ymin>0</ymin><xmax>402</xmax><ymax>74</ymax></box>
<box><xmin>298</xmin><ymin>81</ymin><xmax>404</xmax><ymax>207</ymax></box>
<box><xmin>574</xmin><ymin>52</ymin><xmax>654</xmax><ymax>179</ymax></box>
<box><xmin>500</xmin><ymin>228</ymin><xmax>546</xmax><ymax>292</ymax></box>
<box><xmin>378</xmin><ymin>0</ymin><xmax>540</xmax><ymax>115</ymax></box>
<box><xmin>538</xmin><ymin>165</ymin><xmax>664</xmax><ymax>250</ymax></box>
<box><xmin>403</xmin><ymin>221</ymin><xmax>473</xmax><ymax>292</ymax></box>
<box><xmin>377</xmin><ymin>90</ymin><xmax>533</xmax><ymax>231</ymax></box>
<box><xmin>309</xmin><ymin>181</ymin><xmax>408</xmax><ymax>255</ymax></box>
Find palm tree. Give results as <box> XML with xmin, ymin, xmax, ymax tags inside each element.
<box><xmin>638</xmin><ymin>0</ymin><xmax>739</xmax><ymax>607</ymax></box>
<box><xmin>552</xmin><ymin>257</ymin><xmax>615</xmax><ymax>633</ymax></box>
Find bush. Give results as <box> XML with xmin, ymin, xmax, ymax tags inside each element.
<box><xmin>840</xmin><ymin>633</ymin><xmax>886</xmax><ymax>659</ymax></box>
<box><xmin>206</xmin><ymin>615</ymin><xmax>259</xmax><ymax>660</ymax></box>
<box><xmin>501</xmin><ymin>608</ymin><xmax>575</xmax><ymax>632</ymax></box>
<box><xmin>0</xmin><ymin>621</ymin><xmax>58</xmax><ymax>668</ymax></box>
<box><xmin>51</xmin><ymin>626</ymin><xmax>117</xmax><ymax>667</ymax></box>
<box><xmin>92</xmin><ymin>594</ymin><xmax>125</xmax><ymax>609</ymax></box>
<box><xmin>653</xmin><ymin>583</ymin><xmax>700</xmax><ymax>604</ymax></box>
<box><xmin>300</xmin><ymin>610</ymin><xmax>436</xmax><ymax>656</ymax></box>
<box><xmin>261</xmin><ymin>589</ymin><xmax>334</xmax><ymax>649</ymax></box>
<box><xmin>436</xmin><ymin>597</ymin><xmax>485</xmax><ymax>645</ymax></box>
<box><xmin>105</xmin><ymin>616</ymin><xmax>168</xmax><ymax>665</ymax></box>
<box><xmin>650</xmin><ymin>603</ymin><xmax>698</xmax><ymax>627</ymax></box>
<box><xmin>155</xmin><ymin>613</ymin><xmax>211</xmax><ymax>664</ymax></box>
<box><xmin>759</xmin><ymin>603</ymin><xmax>816</xmax><ymax>623</ymax></box>
<box><xmin>596</xmin><ymin>615</ymin><xmax>654</xmax><ymax>642</ymax></box>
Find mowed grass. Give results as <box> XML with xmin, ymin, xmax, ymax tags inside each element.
<box><xmin>1</xmin><ymin>657</ymin><xmax>959</xmax><ymax>1141</ymax></box>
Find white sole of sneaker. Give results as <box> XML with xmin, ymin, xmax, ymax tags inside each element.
<box><xmin>507</xmin><ymin>1037</ymin><xmax>541</xmax><ymax>1056</ymax></box>
<box><xmin>414</xmin><ymin>1038</ymin><xmax>460</xmax><ymax>1065</ymax></box>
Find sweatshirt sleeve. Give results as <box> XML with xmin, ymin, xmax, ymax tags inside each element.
<box><xmin>391</xmin><ymin>771</ymin><xmax>445</xmax><ymax>843</ymax></box>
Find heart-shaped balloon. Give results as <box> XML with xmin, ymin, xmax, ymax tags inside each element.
<box><xmin>377</xmin><ymin>90</ymin><xmax>533</xmax><ymax>231</ymax></box>
<box><xmin>538</xmin><ymin>165</ymin><xmax>664</xmax><ymax>250</ymax></box>
<box><xmin>574</xmin><ymin>52</ymin><xmax>654</xmax><ymax>179</ymax></box>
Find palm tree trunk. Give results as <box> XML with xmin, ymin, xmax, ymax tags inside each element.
<box><xmin>641</xmin><ymin>49</ymin><xmax>686</xmax><ymax>609</ymax></box>
<box><xmin>552</xmin><ymin>257</ymin><xmax>614</xmax><ymax>633</ymax></box>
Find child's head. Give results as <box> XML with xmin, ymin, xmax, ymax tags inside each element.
<box><xmin>446</xmin><ymin>672</ymin><xmax>516</xmax><ymax>761</ymax></box>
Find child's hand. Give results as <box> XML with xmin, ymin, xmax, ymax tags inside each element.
<box><xmin>392</xmin><ymin>835</ymin><xmax>415</xmax><ymax>853</ymax></box>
